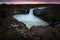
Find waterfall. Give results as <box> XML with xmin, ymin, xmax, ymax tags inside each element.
<box><xmin>13</xmin><ymin>8</ymin><xmax>49</xmax><ymax>29</ymax></box>
<box><xmin>29</xmin><ymin>9</ymin><xmax>34</xmax><ymax>15</ymax></box>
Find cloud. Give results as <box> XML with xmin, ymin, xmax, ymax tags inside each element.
<box><xmin>0</xmin><ymin>0</ymin><xmax>60</xmax><ymax>2</ymax></box>
<box><xmin>0</xmin><ymin>0</ymin><xmax>12</xmax><ymax>2</ymax></box>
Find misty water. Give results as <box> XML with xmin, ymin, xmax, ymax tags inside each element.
<box><xmin>13</xmin><ymin>8</ymin><xmax>49</xmax><ymax>29</ymax></box>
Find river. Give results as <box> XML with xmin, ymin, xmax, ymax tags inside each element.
<box><xmin>13</xmin><ymin>7</ymin><xmax>49</xmax><ymax>29</ymax></box>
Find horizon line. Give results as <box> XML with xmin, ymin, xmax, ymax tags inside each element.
<box><xmin>0</xmin><ymin>2</ymin><xmax>60</xmax><ymax>4</ymax></box>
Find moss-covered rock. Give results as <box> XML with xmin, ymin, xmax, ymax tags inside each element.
<box><xmin>19</xmin><ymin>22</ymin><xmax>28</xmax><ymax>30</ymax></box>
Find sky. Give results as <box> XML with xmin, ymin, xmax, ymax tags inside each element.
<box><xmin>0</xmin><ymin>0</ymin><xmax>60</xmax><ymax>2</ymax></box>
<box><xmin>0</xmin><ymin>0</ymin><xmax>60</xmax><ymax>4</ymax></box>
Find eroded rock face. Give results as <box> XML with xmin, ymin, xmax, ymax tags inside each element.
<box><xmin>33</xmin><ymin>8</ymin><xmax>48</xmax><ymax>20</ymax></box>
<box><xmin>33</xmin><ymin>6</ymin><xmax>60</xmax><ymax>27</ymax></box>
<box><xmin>14</xmin><ymin>9</ymin><xmax>30</xmax><ymax>15</ymax></box>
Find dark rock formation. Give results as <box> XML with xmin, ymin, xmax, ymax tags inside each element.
<box><xmin>33</xmin><ymin>7</ymin><xmax>48</xmax><ymax>19</ymax></box>
<box><xmin>33</xmin><ymin>6</ymin><xmax>60</xmax><ymax>27</ymax></box>
<box><xmin>14</xmin><ymin>9</ymin><xmax>30</xmax><ymax>15</ymax></box>
<box><xmin>0</xmin><ymin>3</ymin><xmax>22</xmax><ymax>35</ymax></box>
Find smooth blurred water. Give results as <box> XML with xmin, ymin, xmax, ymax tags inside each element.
<box><xmin>13</xmin><ymin>8</ymin><xmax>49</xmax><ymax>29</ymax></box>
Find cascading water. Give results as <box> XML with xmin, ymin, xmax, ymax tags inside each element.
<box><xmin>13</xmin><ymin>8</ymin><xmax>49</xmax><ymax>29</ymax></box>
